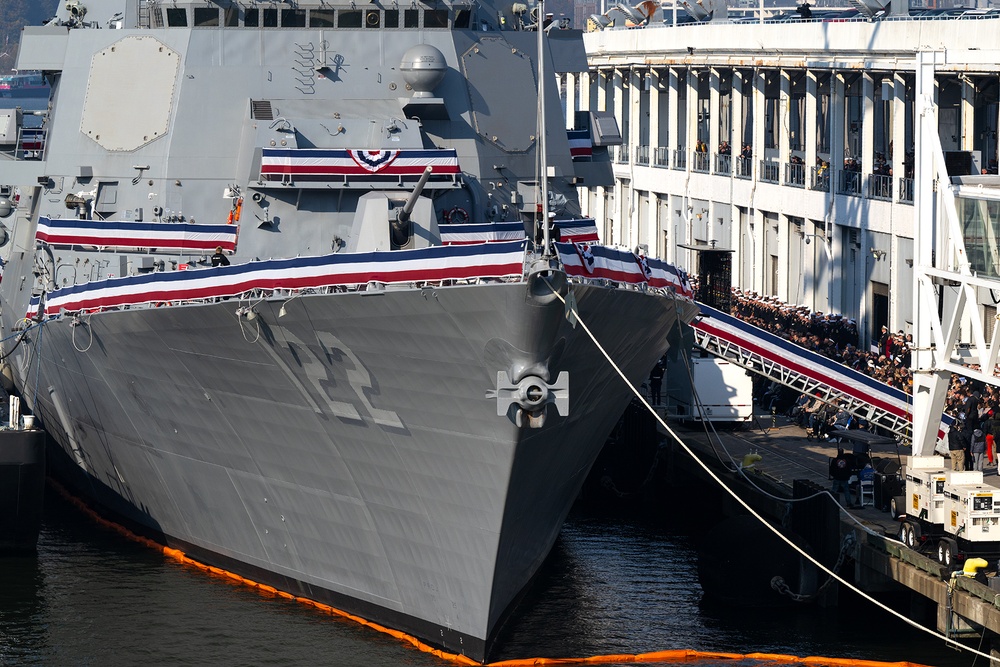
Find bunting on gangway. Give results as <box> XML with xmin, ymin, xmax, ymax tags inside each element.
<box><xmin>692</xmin><ymin>303</ymin><xmax>952</xmax><ymax>443</ymax></box>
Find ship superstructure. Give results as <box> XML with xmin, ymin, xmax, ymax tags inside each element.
<box><xmin>0</xmin><ymin>0</ymin><xmax>697</xmax><ymax>660</ymax></box>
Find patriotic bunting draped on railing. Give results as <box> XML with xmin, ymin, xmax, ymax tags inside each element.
<box><xmin>692</xmin><ymin>303</ymin><xmax>952</xmax><ymax>441</ymax></box>
<box><xmin>554</xmin><ymin>242</ymin><xmax>693</xmax><ymax>297</ymax></box>
<box><xmin>260</xmin><ymin>148</ymin><xmax>460</xmax><ymax>181</ymax></box>
<box><xmin>35</xmin><ymin>217</ymin><xmax>238</xmax><ymax>254</ymax></box>
<box><xmin>440</xmin><ymin>219</ymin><xmax>600</xmax><ymax>245</ymax></box>
<box><xmin>567</xmin><ymin>129</ymin><xmax>592</xmax><ymax>161</ymax></box>
<box><xmin>440</xmin><ymin>222</ymin><xmax>525</xmax><ymax>245</ymax></box>
<box><xmin>39</xmin><ymin>241</ymin><xmax>527</xmax><ymax>317</ymax></box>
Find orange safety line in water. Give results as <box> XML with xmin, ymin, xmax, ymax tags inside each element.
<box><xmin>49</xmin><ymin>480</ymin><xmax>935</xmax><ymax>667</ymax></box>
<box><xmin>47</xmin><ymin>479</ymin><xmax>478</xmax><ymax>666</ymax></box>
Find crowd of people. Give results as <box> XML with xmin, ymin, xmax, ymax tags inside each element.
<box><xmin>730</xmin><ymin>289</ymin><xmax>1000</xmax><ymax>471</ymax></box>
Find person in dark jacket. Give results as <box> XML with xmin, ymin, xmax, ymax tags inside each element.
<box><xmin>648</xmin><ymin>363</ymin><xmax>664</xmax><ymax>406</ymax></box>
<box><xmin>949</xmin><ymin>421</ymin><xmax>969</xmax><ymax>472</ymax></box>
<box><xmin>971</xmin><ymin>427</ymin><xmax>988</xmax><ymax>471</ymax></box>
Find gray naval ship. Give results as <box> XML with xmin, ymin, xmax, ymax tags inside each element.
<box><xmin>0</xmin><ymin>0</ymin><xmax>697</xmax><ymax>660</ymax></box>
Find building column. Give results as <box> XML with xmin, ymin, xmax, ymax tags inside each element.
<box><xmin>686</xmin><ymin>68</ymin><xmax>699</xmax><ymax>168</ymax></box>
<box><xmin>779</xmin><ymin>69</ymin><xmax>791</xmax><ymax>174</ymax></box>
<box><xmin>649</xmin><ymin>68</ymin><xmax>661</xmax><ymax>157</ymax></box>
<box><xmin>891</xmin><ymin>71</ymin><xmax>907</xmax><ymax>202</ymax></box>
<box><xmin>830</xmin><ymin>72</ymin><xmax>846</xmax><ymax>195</ymax></box>
<box><xmin>709</xmin><ymin>68</ymin><xmax>721</xmax><ymax>164</ymax></box>
<box><xmin>629</xmin><ymin>67</ymin><xmax>641</xmax><ymax>164</ymax></box>
<box><xmin>752</xmin><ymin>69</ymin><xmax>766</xmax><ymax>180</ymax></box>
<box><xmin>805</xmin><ymin>70</ymin><xmax>818</xmax><ymax>182</ymax></box>
<box><xmin>961</xmin><ymin>76</ymin><xmax>975</xmax><ymax>152</ymax></box>
<box><xmin>613</xmin><ymin>67</ymin><xmax>624</xmax><ymax>148</ymax></box>
<box><xmin>595</xmin><ymin>69</ymin><xmax>613</xmax><ymax>111</ymax></box>
<box><xmin>731</xmin><ymin>70</ymin><xmax>744</xmax><ymax>164</ymax></box>
<box><xmin>861</xmin><ymin>73</ymin><xmax>875</xmax><ymax>197</ymax></box>
<box><xmin>564</xmin><ymin>72</ymin><xmax>576</xmax><ymax>130</ymax></box>
<box><xmin>667</xmin><ymin>67</ymin><xmax>679</xmax><ymax>161</ymax></box>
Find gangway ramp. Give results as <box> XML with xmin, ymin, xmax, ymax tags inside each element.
<box><xmin>690</xmin><ymin>304</ymin><xmax>952</xmax><ymax>445</ymax></box>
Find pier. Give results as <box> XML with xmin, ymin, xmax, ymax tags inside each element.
<box><xmin>664</xmin><ymin>410</ymin><xmax>1000</xmax><ymax>657</ymax></box>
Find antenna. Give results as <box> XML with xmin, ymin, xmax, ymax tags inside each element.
<box><xmin>537</xmin><ymin>0</ymin><xmax>550</xmax><ymax>255</ymax></box>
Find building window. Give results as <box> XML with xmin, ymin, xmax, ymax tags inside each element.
<box><xmin>339</xmin><ymin>10</ymin><xmax>363</xmax><ymax>27</ymax></box>
<box><xmin>224</xmin><ymin>7</ymin><xmax>239</xmax><ymax>26</ymax></box>
<box><xmin>384</xmin><ymin>10</ymin><xmax>400</xmax><ymax>27</ymax></box>
<box><xmin>404</xmin><ymin>9</ymin><xmax>420</xmax><ymax>27</ymax></box>
<box><xmin>244</xmin><ymin>8</ymin><xmax>259</xmax><ymax>26</ymax></box>
<box><xmin>193</xmin><ymin>8</ymin><xmax>219</xmax><ymax>26</ymax></box>
<box><xmin>310</xmin><ymin>10</ymin><xmax>336</xmax><ymax>27</ymax></box>
<box><xmin>282</xmin><ymin>9</ymin><xmax>307</xmax><ymax>27</ymax></box>
<box><xmin>425</xmin><ymin>9</ymin><xmax>449</xmax><ymax>27</ymax></box>
<box><xmin>262</xmin><ymin>9</ymin><xmax>279</xmax><ymax>27</ymax></box>
<box><xmin>166</xmin><ymin>8</ymin><xmax>188</xmax><ymax>26</ymax></box>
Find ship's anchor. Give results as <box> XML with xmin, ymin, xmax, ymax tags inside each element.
<box><xmin>487</xmin><ymin>372</ymin><xmax>569</xmax><ymax>428</ymax></box>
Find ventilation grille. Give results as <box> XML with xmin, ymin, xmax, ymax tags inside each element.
<box><xmin>251</xmin><ymin>100</ymin><xmax>275</xmax><ymax>121</ymax></box>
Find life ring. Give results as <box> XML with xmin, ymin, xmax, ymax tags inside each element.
<box><xmin>445</xmin><ymin>206</ymin><xmax>469</xmax><ymax>224</ymax></box>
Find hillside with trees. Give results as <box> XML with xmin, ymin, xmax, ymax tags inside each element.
<box><xmin>0</xmin><ymin>2</ymin><xmax>60</xmax><ymax>73</ymax></box>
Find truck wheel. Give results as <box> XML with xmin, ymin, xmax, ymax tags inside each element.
<box><xmin>937</xmin><ymin>538</ymin><xmax>958</xmax><ymax>567</ymax></box>
<box><xmin>899</xmin><ymin>522</ymin><xmax>913</xmax><ymax>548</ymax></box>
<box><xmin>890</xmin><ymin>496</ymin><xmax>905</xmax><ymax>518</ymax></box>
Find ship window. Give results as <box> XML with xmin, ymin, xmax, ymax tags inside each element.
<box><xmin>365</xmin><ymin>10</ymin><xmax>381</xmax><ymax>27</ymax></box>
<box><xmin>262</xmin><ymin>9</ymin><xmax>279</xmax><ymax>27</ymax></box>
<box><xmin>339</xmin><ymin>10</ymin><xmax>363</xmax><ymax>27</ymax></box>
<box><xmin>281</xmin><ymin>9</ymin><xmax>307</xmax><ymax>27</ymax></box>
<box><xmin>224</xmin><ymin>7</ymin><xmax>239</xmax><ymax>26</ymax></box>
<box><xmin>244</xmin><ymin>9</ymin><xmax>259</xmax><ymax>26</ymax></box>
<box><xmin>404</xmin><ymin>9</ymin><xmax>420</xmax><ymax>27</ymax></box>
<box><xmin>425</xmin><ymin>10</ymin><xmax>449</xmax><ymax>27</ymax></box>
<box><xmin>384</xmin><ymin>10</ymin><xmax>400</xmax><ymax>27</ymax></box>
<box><xmin>166</xmin><ymin>8</ymin><xmax>188</xmax><ymax>26</ymax></box>
<box><xmin>310</xmin><ymin>10</ymin><xmax>336</xmax><ymax>27</ymax></box>
<box><xmin>454</xmin><ymin>9</ymin><xmax>471</xmax><ymax>28</ymax></box>
<box><xmin>194</xmin><ymin>8</ymin><xmax>220</xmax><ymax>27</ymax></box>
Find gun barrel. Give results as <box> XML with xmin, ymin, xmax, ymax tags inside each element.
<box><xmin>398</xmin><ymin>166</ymin><xmax>434</xmax><ymax>223</ymax></box>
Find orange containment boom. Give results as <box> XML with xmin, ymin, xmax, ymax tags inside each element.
<box><xmin>49</xmin><ymin>479</ymin><xmax>934</xmax><ymax>667</ymax></box>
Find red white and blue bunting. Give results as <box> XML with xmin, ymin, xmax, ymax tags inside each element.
<box><xmin>440</xmin><ymin>219</ymin><xmax>600</xmax><ymax>245</ymax></box>
<box><xmin>35</xmin><ymin>217</ymin><xmax>238</xmax><ymax>254</ymax></box>
<box><xmin>555</xmin><ymin>242</ymin><xmax>693</xmax><ymax>297</ymax></box>
<box><xmin>440</xmin><ymin>222</ymin><xmax>525</xmax><ymax>245</ymax></box>
<box><xmin>260</xmin><ymin>148</ymin><xmax>460</xmax><ymax>180</ymax></box>
<box><xmin>567</xmin><ymin>129</ymin><xmax>592</xmax><ymax>160</ymax></box>
<box><xmin>39</xmin><ymin>241</ymin><xmax>526</xmax><ymax>317</ymax></box>
<box><xmin>692</xmin><ymin>303</ymin><xmax>952</xmax><ymax>442</ymax></box>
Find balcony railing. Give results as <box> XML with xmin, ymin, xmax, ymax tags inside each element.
<box><xmin>899</xmin><ymin>177</ymin><xmax>914</xmax><ymax>204</ymax></box>
<box><xmin>654</xmin><ymin>146</ymin><xmax>669</xmax><ymax>167</ymax></box>
<box><xmin>760</xmin><ymin>160</ymin><xmax>779</xmax><ymax>184</ymax></box>
<box><xmin>810</xmin><ymin>166</ymin><xmax>829</xmax><ymax>192</ymax></box>
<box><xmin>692</xmin><ymin>151</ymin><xmax>710</xmax><ymax>173</ymax></box>
<box><xmin>735</xmin><ymin>156</ymin><xmax>752</xmax><ymax>180</ymax></box>
<box><xmin>616</xmin><ymin>144</ymin><xmax>630</xmax><ymax>164</ymax></box>
<box><xmin>635</xmin><ymin>145</ymin><xmax>650</xmax><ymax>166</ymax></box>
<box><xmin>673</xmin><ymin>148</ymin><xmax>687</xmax><ymax>171</ymax></box>
<box><xmin>838</xmin><ymin>169</ymin><xmax>862</xmax><ymax>196</ymax></box>
<box><xmin>785</xmin><ymin>162</ymin><xmax>805</xmax><ymax>187</ymax></box>
<box><xmin>868</xmin><ymin>173</ymin><xmax>892</xmax><ymax>201</ymax></box>
<box><xmin>715</xmin><ymin>153</ymin><xmax>731</xmax><ymax>175</ymax></box>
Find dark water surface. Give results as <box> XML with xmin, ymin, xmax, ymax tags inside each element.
<box><xmin>0</xmin><ymin>490</ymin><xmax>971</xmax><ymax>666</ymax></box>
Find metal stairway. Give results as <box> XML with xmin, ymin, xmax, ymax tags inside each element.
<box><xmin>690</xmin><ymin>304</ymin><xmax>952</xmax><ymax>445</ymax></box>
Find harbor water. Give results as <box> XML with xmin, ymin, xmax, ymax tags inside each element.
<box><xmin>0</xmin><ymin>487</ymin><xmax>972</xmax><ymax>666</ymax></box>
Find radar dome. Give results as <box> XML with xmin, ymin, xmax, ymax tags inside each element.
<box><xmin>400</xmin><ymin>45</ymin><xmax>447</xmax><ymax>98</ymax></box>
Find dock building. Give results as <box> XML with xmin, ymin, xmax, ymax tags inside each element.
<box><xmin>567</xmin><ymin>11</ymin><xmax>1000</xmax><ymax>359</ymax></box>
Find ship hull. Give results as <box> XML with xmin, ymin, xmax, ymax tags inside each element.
<box><xmin>3</xmin><ymin>279</ymin><xmax>694</xmax><ymax>660</ymax></box>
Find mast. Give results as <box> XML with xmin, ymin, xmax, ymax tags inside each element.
<box><xmin>537</xmin><ymin>0</ymin><xmax>551</xmax><ymax>254</ymax></box>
